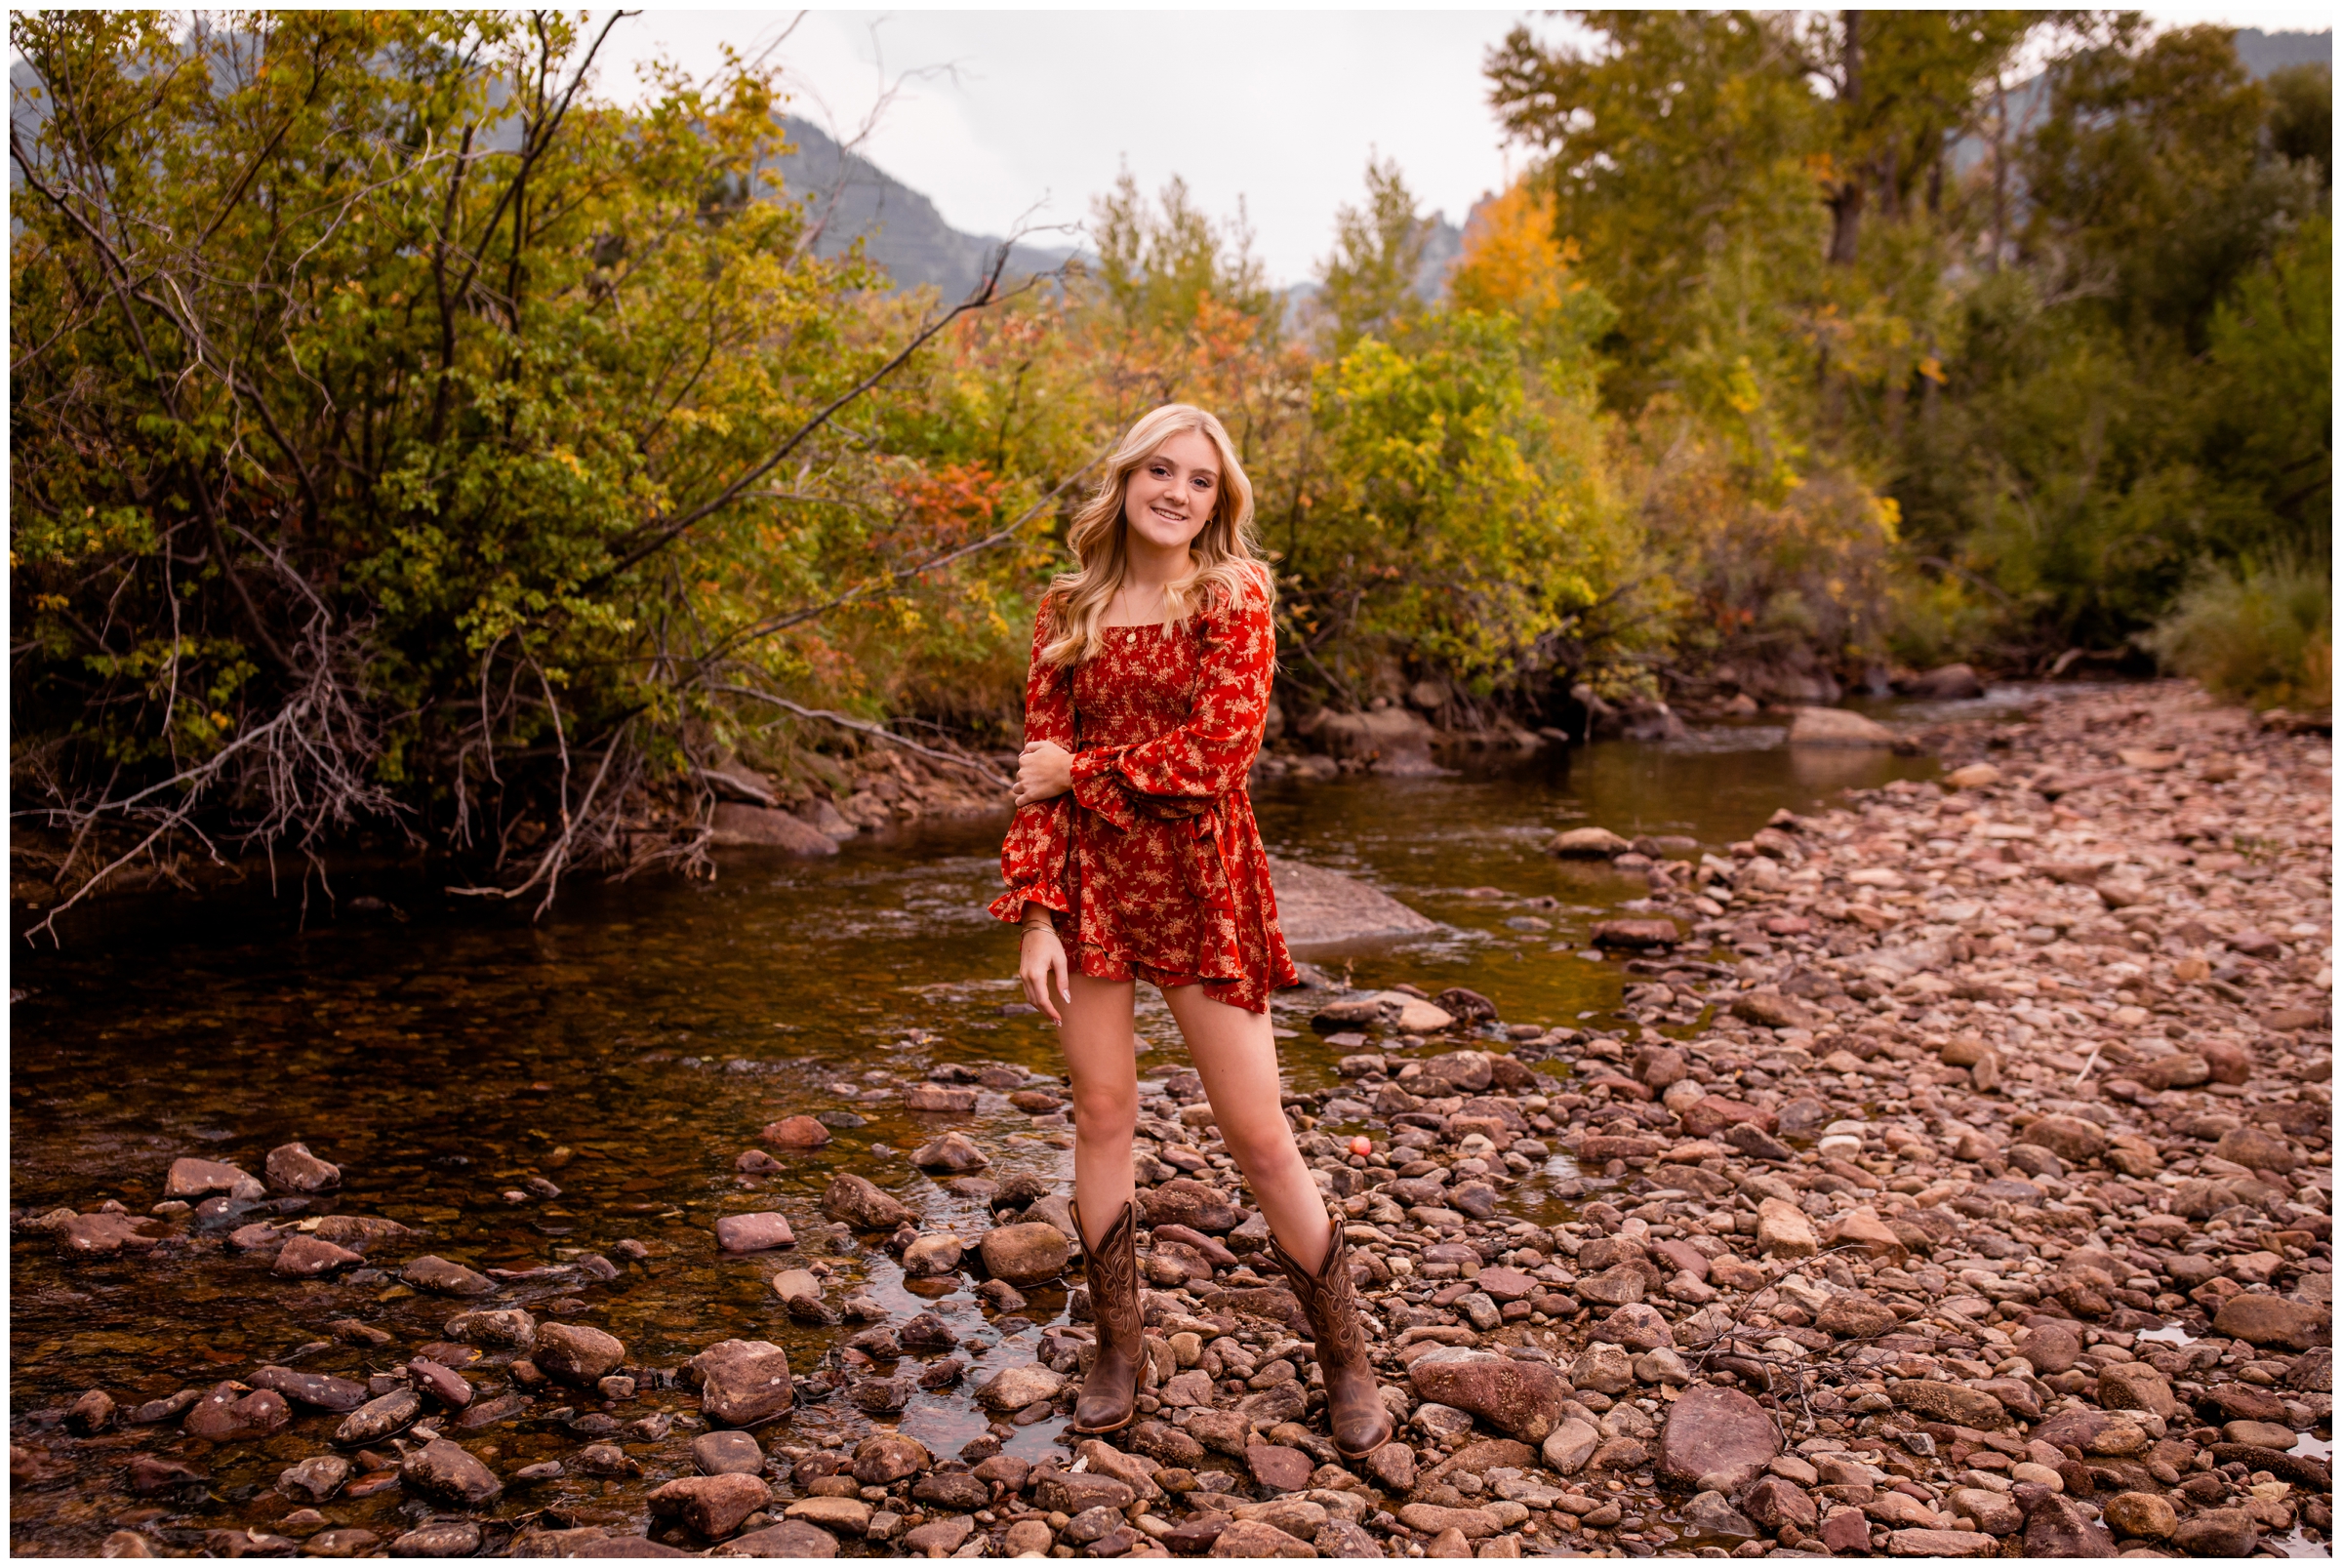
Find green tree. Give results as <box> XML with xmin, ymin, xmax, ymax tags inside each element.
<box><xmin>10</xmin><ymin>10</ymin><xmax>1047</xmax><ymax>921</ymax></box>
<box><xmin>1315</xmin><ymin>156</ymin><xmax>1435</xmax><ymax>352</ymax></box>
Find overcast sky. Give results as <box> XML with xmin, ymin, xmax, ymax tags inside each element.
<box><xmin>592</xmin><ymin>7</ymin><xmax>2328</xmax><ymax>285</ymax></box>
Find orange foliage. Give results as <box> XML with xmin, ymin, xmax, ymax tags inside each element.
<box><xmin>1447</xmin><ymin>181</ymin><xmax>1581</xmax><ymax>320</ymax></box>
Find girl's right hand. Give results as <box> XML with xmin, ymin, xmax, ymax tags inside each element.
<box><xmin>1019</xmin><ymin>923</ymin><xmax>1070</xmax><ymax>1024</ymax></box>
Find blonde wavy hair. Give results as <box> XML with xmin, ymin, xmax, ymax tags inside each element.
<box><xmin>1039</xmin><ymin>404</ymin><xmax>1272</xmax><ymax>667</ymax></box>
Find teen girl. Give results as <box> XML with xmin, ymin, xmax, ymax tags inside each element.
<box><xmin>990</xmin><ymin>403</ymin><xmax>1391</xmax><ymax>1458</ymax></box>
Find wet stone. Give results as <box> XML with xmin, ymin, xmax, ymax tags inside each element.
<box><xmin>387</xmin><ymin>1521</ymin><xmax>481</xmax><ymax>1557</ymax></box>
<box><xmin>822</xmin><ymin>1173</ymin><xmax>909</xmax><ymax>1229</ymax></box>
<box><xmin>263</xmin><ymin>1143</ymin><xmax>341</xmax><ymax>1193</ymax></box>
<box><xmin>334</xmin><ymin>1387</ymin><xmax>422</xmax><ymax>1445</ymax></box>
<box><xmin>165</xmin><ymin>1157</ymin><xmax>263</xmax><ymax>1201</ymax></box>
<box><xmin>401</xmin><ymin>1255</ymin><xmax>493</xmax><ymax>1296</ymax></box>
<box><xmin>400</xmin><ymin>1437</ymin><xmax>503</xmax><ymax>1507</ymax></box>
<box><xmin>250</xmin><ymin>1367</ymin><xmax>368</xmax><ymax>1412</ymax></box>
<box><xmin>535</xmin><ymin>1323</ymin><xmax>626</xmax><ymax>1385</ymax></box>
<box><xmin>273</xmin><ymin>1234</ymin><xmax>364</xmax><ymax>1276</ymax></box>
<box><xmin>694</xmin><ymin>1429</ymin><xmax>764</xmax><ymax>1476</ymax></box>
<box><xmin>184</xmin><ymin>1383</ymin><xmax>293</xmax><ymax>1442</ymax></box>
<box><xmin>713</xmin><ymin>1212</ymin><xmax>795</xmax><ymax>1253</ymax></box>
<box><xmin>691</xmin><ymin>1339</ymin><xmax>795</xmax><ymax>1427</ymax></box>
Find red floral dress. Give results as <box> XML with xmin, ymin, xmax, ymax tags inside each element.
<box><xmin>990</xmin><ymin>577</ymin><xmax>1298</xmax><ymax>1013</ymax></box>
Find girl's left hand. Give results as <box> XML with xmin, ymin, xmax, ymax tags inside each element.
<box><xmin>1014</xmin><ymin>741</ymin><xmax>1074</xmax><ymax>807</ymax></box>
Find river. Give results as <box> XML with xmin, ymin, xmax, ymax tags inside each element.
<box><xmin>8</xmin><ymin>712</ymin><xmax>1959</xmax><ymax>1556</ymax></box>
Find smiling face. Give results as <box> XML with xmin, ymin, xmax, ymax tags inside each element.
<box><xmin>1120</xmin><ymin>428</ymin><xmax>1223</xmax><ymax>556</ymax></box>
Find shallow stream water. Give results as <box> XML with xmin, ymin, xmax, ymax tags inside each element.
<box><xmin>9</xmin><ymin>713</ymin><xmax>1966</xmax><ymax>1556</ymax></box>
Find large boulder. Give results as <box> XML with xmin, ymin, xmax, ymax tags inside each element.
<box><xmin>1787</xmin><ymin>707</ymin><xmax>1894</xmax><ymax>747</ymax></box>
<box><xmin>1267</xmin><ymin>858</ymin><xmax>1438</xmax><ymax>945</ymax></box>
<box><xmin>1549</xmin><ymin>826</ymin><xmax>1631</xmax><ymax>859</ymax></box>
<box><xmin>1310</xmin><ymin>706</ymin><xmax>1440</xmax><ymax>775</ymax></box>
<box><xmin>707</xmin><ymin>804</ymin><xmax>839</xmax><ymax>856</ymax></box>
<box><xmin>691</xmin><ymin>1340</ymin><xmax>795</xmax><ymax>1427</ymax></box>
<box><xmin>1657</xmin><ymin>1387</ymin><xmax>1779</xmax><ymax>1491</ymax></box>
<box><xmin>1904</xmin><ymin>663</ymin><xmax>1985</xmax><ymax>700</ymax></box>
<box><xmin>1404</xmin><ymin>1348</ymin><xmax>1567</xmax><ymax>1442</ymax></box>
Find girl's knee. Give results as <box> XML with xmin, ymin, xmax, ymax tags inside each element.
<box><xmin>1215</xmin><ymin>1113</ymin><xmax>1298</xmax><ymax>1175</ymax></box>
<box><xmin>1071</xmin><ymin>1085</ymin><xmax>1137</xmax><ymax>1142</ymax></box>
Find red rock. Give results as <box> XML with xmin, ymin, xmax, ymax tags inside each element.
<box><xmin>821</xmin><ymin>1173</ymin><xmax>909</xmax><ymax>1229</ymax></box>
<box><xmin>1657</xmin><ymin>1386</ymin><xmax>1779</xmax><ymax>1490</ymax></box>
<box><xmin>60</xmin><ymin>1213</ymin><xmax>162</xmax><ymax>1257</ymax></box>
<box><xmin>1576</xmin><ymin>1136</ymin><xmax>1664</xmax><ymax>1162</ymax></box>
<box><xmin>902</xmin><ymin>1083</ymin><xmax>979</xmax><ymax>1114</ymax></box>
<box><xmin>1742</xmin><ymin>1474</ymin><xmax>1817</xmax><ymax>1531</ymax></box>
<box><xmin>1824</xmin><ymin>1207</ymin><xmax>1907</xmax><ymax>1265</ymax></box>
<box><xmin>2015</xmin><ymin>1114</ymin><xmax>2107</xmax><ymax>1162</ymax></box>
<box><xmin>2022</xmin><ymin>1493</ymin><xmax>2115</xmax><ymax>1557</ymax></box>
<box><xmin>164</xmin><ymin>1158</ymin><xmax>262</xmax><ymax>1200</ymax></box>
<box><xmin>1819</xmin><ymin>1507</ymin><xmax>1872</xmax><ymax>1552</ymax></box>
<box><xmin>1406</xmin><ymin>1347</ymin><xmax>1567</xmax><ymax>1442</ymax></box>
<box><xmin>1474</xmin><ymin>1266</ymin><xmax>1537</xmax><ymax>1302</ymax></box>
<box><xmin>649</xmin><ymin>1472</ymin><xmax>772</xmax><ymax>1539</ymax></box>
<box><xmin>1245</xmin><ymin>1444</ymin><xmax>1314</xmax><ymax>1492</ymax></box>
<box><xmin>263</xmin><ymin>1143</ymin><xmax>342</xmax><ymax>1193</ymax></box>
<box><xmin>1678</xmin><ymin>1097</ymin><xmax>1773</xmax><ymax>1139</ymax></box>
<box><xmin>763</xmin><ymin>1116</ymin><xmax>830</xmax><ymax>1147</ymax></box>
<box><xmin>273</xmin><ymin>1235</ymin><xmax>364</xmax><ymax>1277</ymax></box>
<box><xmin>2212</xmin><ymin>1295</ymin><xmax>2327</xmax><ymax>1350</ymax></box>
<box><xmin>1209</xmin><ymin>1519</ymin><xmax>1316</xmax><ymax>1557</ymax></box>
<box><xmin>691</xmin><ymin>1339</ymin><xmax>795</xmax><ymax>1427</ymax></box>
<box><xmin>1138</xmin><ymin>1178</ymin><xmax>1241</xmax><ymax>1233</ymax></box>
<box><xmin>714</xmin><ymin>1213</ymin><xmax>795</xmax><ymax>1253</ymax></box>
<box><xmin>182</xmin><ymin>1383</ymin><xmax>292</xmax><ymax>1442</ymax></box>
<box><xmin>1592</xmin><ymin>918</ymin><xmax>1678</xmax><ymax>948</ymax></box>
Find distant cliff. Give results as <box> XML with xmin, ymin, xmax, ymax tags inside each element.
<box><xmin>761</xmin><ymin>116</ymin><xmax>1074</xmax><ymax>300</ymax></box>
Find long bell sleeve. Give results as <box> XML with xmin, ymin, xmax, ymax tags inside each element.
<box><xmin>1068</xmin><ymin>577</ymin><xmax>1276</xmax><ymax>831</ymax></box>
<box><xmin>987</xmin><ymin>606</ymin><xmax>1077</xmax><ymax>925</ymax></box>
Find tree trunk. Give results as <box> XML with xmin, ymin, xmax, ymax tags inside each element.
<box><xmin>1828</xmin><ymin>11</ymin><xmax>1864</xmax><ymax>266</ymax></box>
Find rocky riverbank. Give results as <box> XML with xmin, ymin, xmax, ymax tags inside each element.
<box><xmin>11</xmin><ymin>679</ymin><xmax>2329</xmax><ymax>1559</ymax></box>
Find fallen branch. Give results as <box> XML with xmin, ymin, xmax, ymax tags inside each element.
<box><xmin>712</xmin><ymin>684</ymin><xmax>1012</xmax><ymax>790</ymax></box>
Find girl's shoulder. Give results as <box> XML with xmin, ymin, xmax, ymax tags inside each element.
<box><xmin>1201</xmin><ymin>561</ymin><xmax>1275</xmax><ymax>623</ymax></box>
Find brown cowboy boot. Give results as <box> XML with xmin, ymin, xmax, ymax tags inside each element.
<box><xmin>1270</xmin><ymin>1217</ymin><xmax>1394</xmax><ymax>1460</ymax></box>
<box><xmin>1068</xmin><ymin>1198</ymin><xmax>1145</xmax><ymax>1435</ymax></box>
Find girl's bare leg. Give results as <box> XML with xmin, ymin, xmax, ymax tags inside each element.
<box><xmin>1162</xmin><ymin>984</ymin><xmax>1330</xmax><ymax>1270</ymax></box>
<box><xmin>1059</xmin><ymin>972</ymin><xmax>1140</xmax><ymax>1246</ymax></box>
